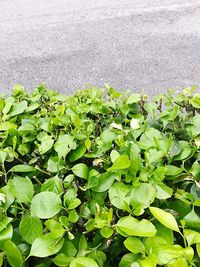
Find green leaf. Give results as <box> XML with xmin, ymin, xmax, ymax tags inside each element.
<box><xmin>88</xmin><ymin>251</ymin><xmax>107</xmax><ymax>267</ymax></box>
<box><xmin>0</xmin><ymin>217</ymin><xmax>13</xmax><ymax>232</ymax></box>
<box><xmin>190</xmin><ymin>161</ymin><xmax>200</xmax><ymax>180</ymax></box>
<box><xmin>10</xmin><ymin>164</ymin><xmax>36</xmax><ymax>172</ymax></box>
<box><xmin>109</xmin><ymin>182</ymin><xmax>131</xmax><ymax>212</ymax></box>
<box><xmin>100</xmin><ymin>130</ymin><xmax>115</xmax><ymax>144</ymax></box>
<box><xmin>119</xmin><ymin>253</ymin><xmax>139</xmax><ymax>267</ymax></box>
<box><xmin>0</xmin><ymin>122</ymin><xmax>17</xmax><ymax>131</ymax></box>
<box><xmin>9</xmin><ymin>101</ymin><xmax>27</xmax><ymax>116</ymax></box>
<box><xmin>197</xmin><ymin>243</ymin><xmax>200</xmax><ymax>257</ymax></box>
<box><xmin>149</xmin><ymin>207</ymin><xmax>180</xmax><ymax>232</ymax></box>
<box><xmin>12</xmin><ymin>176</ymin><xmax>34</xmax><ymax>203</ymax></box>
<box><xmin>145</xmin><ymin>149</ymin><xmax>164</xmax><ymax>164</ymax></box>
<box><xmin>187</xmin><ymin>115</ymin><xmax>200</xmax><ymax>138</ymax></box>
<box><xmin>0</xmin><ymin>254</ymin><xmax>2</xmax><ymax>267</ymax></box>
<box><xmin>127</xmin><ymin>94</ymin><xmax>141</xmax><ymax>104</ymax></box>
<box><xmin>92</xmin><ymin>173</ymin><xmax>116</xmax><ymax>192</ymax></box>
<box><xmin>167</xmin><ymin>258</ymin><xmax>188</xmax><ymax>267</ymax></box>
<box><xmin>100</xmin><ymin>226</ymin><xmax>114</xmax><ymax>238</ymax></box>
<box><xmin>67</xmin><ymin>198</ymin><xmax>81</xmax><ymax>209</ymax></box>
<box><xmin>138</xmin><ymin>128</ymin><xmax>162</xmax><ymax>149</ymax></box>
<box><xmin>39</xmin><ymin>135</ymin><xmax>54</xmax><ymax>154</ymax></box>
<box><xmin>68</xmin><ymin>210</ymin><xmax>79</xmax><ymax>223</ymax></box>
<box><xmin>172</xmin><ymin>141</ymin><xmax>192</xmax><ymax>161</ymax></box>
<box><xmin>124</xmin><ymin>237</ymin><xmax>145</xmax><ymax>254</ymax></box>
<box><xmin>61</xmin><ymin>239</ymin><xmax>77</xmax><ymax>257</ymax></box>
<box><xmin>108</xmin><ymin>155</ymin><xmax>131</xmax><ymax>171</ymax></box>
<box><xmin>110</xmin><ymin>150</ymin><xmax>120</xmax><ymax>163</ymax></box>
<box><xmin>130</xmin><ymin>183</ymin><xmax>156</xmax><ymax>215</ymax></box>
<box><xmin>139</xmin><ymin>254</ymin><xmax>157</xmax><ymax>267</ymax></box>
<box><xmin>30</xmin><ymin>233</ymin><xmax>64</xmax><ymax>257</ymax></box>
<box><xmin>184</xmin><ymin>229</ymin><xmax>200</xmax><ymax>246</ymax></box>
<box><xmin>4</xmin><ymin>240</ymin><xmax>23</xmax><ymax>267</ymax></box>
<box><xmin>72</xmin><ymin>163</ymin><xmax>89</xmax><ymax>179</ymax></box>
<box><xmin>155</xmin><ymin>183</ymin><xmax>173</xmax><ymax>200</ymax></box>
<box><xmin>2</xmin><ymin>97</ymin><xmax>14</xmax><ymax>115</ymax></box>
<box><xmin>31</xmin><ymin>192</ymin><xmax>62</xmax><ymax>219</ymax></box>
<box><xmin>19</xmin><ymin>214</ymin><xmax>43</xmax><ymax>244</ymax></box>
<box><xmin>54</xmin><ymin>134</ymin><xmax>76</xmax><ymax>159</ymax></box>
<box><xmin>41</xmin><ymin>175</ymin><xmax>63</xmax><ymax>194</ymax></box>
<box><xmin>70</xmin><ymin>257</ymin><xmax>98</xmax><ymax>267</ymax></box>
<box><xmin>165</xmin><ymin>165</ymin><xmax>183</xmax><ymax>177</ymax></box>
<box><xmin>183</xmin><ymin>209</ymin><xmax>200</xmax><ymax>231</ymax></box>
<box><xmin>156</xmin><ymin>245</ymin><xmax>184</xmax><ymax>265</ymax></box>
<box><xmin>45</xmin><ymin>219</ymin><xmax>65</xmax><ymax>238</ymax></box>
<box><xmin>0</xmin><ymin>224</ymin><xmax>13</xmax><ymax>249</ymax></box>
<box><xmin>47</xmin><ymin>156</ymin><xmax>65</xmax><ymax>173</ymax></box>
<box><xmin>69</xmin><ymin>144</ymin><xmax>86</xmax><ymax>162</ymax></box>
<box><xmin>190</xmin><ymin>93</ymin><xmax>200</xmax><ymax>108</ymax></box>
<box><xmin>116</xmin><ymin>216</ymin><xmax>157</xmax><ymax>237</ymax></box>
<box><xmin>154</xmin><ymin>222</ymin><xmax>174</xmax><ymax>245</ymax></box>
<box><xmin>53</xmin><ymin>254</ymin><xmax>74</xmax><ymax>266</ymax></box>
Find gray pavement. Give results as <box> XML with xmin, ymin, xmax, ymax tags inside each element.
<box><xmin>0</xmin><ymin>0</ymin><xmax>200</xmax><ymax>96</ymax></box>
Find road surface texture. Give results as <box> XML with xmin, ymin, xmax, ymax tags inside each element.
<box><xmin>0</xmin><ymin>0</ymin><xmax>200</xmax><ymax>97</ymax></box>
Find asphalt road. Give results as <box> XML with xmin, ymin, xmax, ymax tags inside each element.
<box><xmin>0</xmin><ymin>0</ymin><xmax>200</xmax><ymax>97</ymax></box>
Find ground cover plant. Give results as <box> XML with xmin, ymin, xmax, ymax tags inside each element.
<box><xmin>0</xmin><ymin>84</ymin><xmax>200</xmax><ymax>266</ymax></box>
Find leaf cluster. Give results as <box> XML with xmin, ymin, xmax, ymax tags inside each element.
<box><xmin>0</xmin><ymin>84</ymin><xmax>200</xmax><ymax>266</ymax></box>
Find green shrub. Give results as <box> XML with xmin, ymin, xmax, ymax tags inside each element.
<box><xmin>0</xmin><ymin>84</ymin><xmax>200</xmax><ymax>267</ymax></box>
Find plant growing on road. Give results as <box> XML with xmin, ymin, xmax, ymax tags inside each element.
<box><xmin>0</xmin><ymin>84</ymin><xmax>200</xmax><ymax>266</ymax></box>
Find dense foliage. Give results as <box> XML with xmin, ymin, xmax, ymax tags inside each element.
<box><xmin>0</xmin><ymin>84</ymin><xmax>200</xmax><ymax>266</ymax></box>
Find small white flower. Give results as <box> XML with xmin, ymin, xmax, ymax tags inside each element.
<box><xmin>110</xmin><ymin>123</ymin><xmax>122</xmax><ymax>130</ymax></box>
<box><xmin>130</xmin><ymin>118</ymin><xmax>140</xmax><ymax>130</ymax></box>
<box><xmin>0</xmin><ymin>193</ymin><xmax>6</xmax><ymax>204</ymax></box>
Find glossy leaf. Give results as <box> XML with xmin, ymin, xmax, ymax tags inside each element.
<box><xmin>149</xmin><ymin>207</ymin><xmax>180</xmax><ymax>232</ymax></box>
<box><xmin>72</xmin><ymin>163</ymin><xmax>89</xmax><ymax>179</ymax></box>
<box><xmin>108</xmin><ymin>155</ymin><xmax>131</xmax><ymax>171</ymax></box>
<box><xmin>30</xmin><ymin>233</ymin><xmax>64</xmax><ymax>257</ymax></box>
<box><xmin>54</xmin><ymin>134</ymin><xmax>76</xmax><ymax>159</ymax></box>
<box><xmin>19</xmin><ymin>214</ymin><xmax>43</xmax><ymax>244</ymax></box>
<box><xmin>10</xmin><ymin>164</ymin><xmax>36</xmax><ymax>173</ymax></box>
<box><xmin>70</xmin><ymin>257</ymin><xmax>98</xmax><ymax>267</ymax></box>
<box><xmin>12</xmin><ymin>176</ymin><xmax>34</xmax><ymax>203</ymax></box>
<box><xmin>31</xmin><ymin>192</ymin><xmax>62</xmax><ymax>219</ymax></box>
<box><xmin>4</xmin><ymin>240</ymin><xmax>23</xmax><ymax>267</ymax></box>
<box><xmin>116</xmin><ymin>216</ymin><xmax>157</xmax><ymax>237</ymax></box>
<box><xmin>124</xmin><ymin>237</ymin><xmax>145</xmax><ymax>254</ymax></box>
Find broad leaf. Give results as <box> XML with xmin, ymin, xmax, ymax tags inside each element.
<box><xmin>124</xmin><ymin>237</ymin><xmax>145</xmax><ymax>254</ymax></box>
<box><xmin>69</xmin><ymin>144</ymin><xmax>86</xmax><ymax>162</ymax></box>
<box><xmin>12</xmin><ymin>176</ymin><xmax>34</xmax><ymax>203</ymax></box>
<box><xmin>109</xmin><ymin>182</ymin><xmax>131</xmax><ymax>212</ymax></box>
<box><xmin>54</xmin><ymin>134</ymin><xmax>76</xmax><ymax>159</ymax></box>
<box><xmin>10</xmin><ymin>164</ymin><xmax>36</xmax><ymax>172</ymax></box>
<box><xmin>116</xmin><ymin>216</ymin><xmax>157</xmax><ymax>237</ymax></box>
<box><xmin>108</xmin><ymin>155</ymin><xmax>131</xmax><ymax>171</ymax></box>
<box><xmin>131</xmin><ymin>183</ymin><xmax>156</xmax><ymax>215</ymax></box>
<box><xmin>9</xmin><ymin>101</ymin><xmax>27</xmax><ymax>116</ymax></box>
<box><xmin>4</xmin><ymin>240</ymin><xmax>23</xmax><ymax>267</ymax></box>
<box><xmin>70</xmin><ymin>257</ymin><xmax>98</xmax><ymax>267</ymax></box>
<box><xmin>31</xmin><ymin>192</ymin><xmax>62</xmax><ymax>219</ymax></box>
<box><xmin>92</xmin><ymin>173</ymin><xmax>116</xmax><ymax>192</ymax></box>
<box><xmin>183</xmin><ymin>209</ymin><xmax>200</xmax><ymax>231</ymax></box>
<box><xmin>149</xmin><ymin>207</ymin><xmax>180</xmax><ymax>233</ymax></box>
<box><xmin>39</xmin><ymin>135</ymin><xmax>54</xmax><ymax>154</ymax></box>
<box><xmin>41</xmin><ymin>175</ymin><xmax>63</xmax><ymax>194</ymax></box>
<box><xmin>72</xmin><ymin>163</ymin><xmax>88</xmax><ymax>179</ymax></box>
<box><xmin>19</xmin><ymin>214</ymin><xmax>43</xmax><ymax>244</ymax></box>
<box><xmin>30</xmin><ymin>233</ymin><xmax>64</xmax><ymax>257</ymax></box>
<box><xmin>184</xmin><ymin>229</ymin><xmax>200</xmax><ymax>246</ymax></box>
